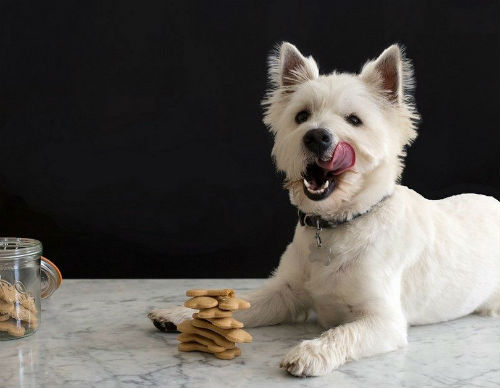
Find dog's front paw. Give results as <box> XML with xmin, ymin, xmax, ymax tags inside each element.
<box><xmin>280</xmin><ymin>339</ymin><xmax>338</xmax><ymax>377</ymax></box>
<box><xmin>147</xmin><ymin>306</ymin><xmax>192</xmax><ymax>332</ymax></box>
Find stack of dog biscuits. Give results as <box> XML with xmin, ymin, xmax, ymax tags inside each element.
<box><xmin>0</xmin><ymin>279</ymin><xmax>38</xmax><ymax>338</ymax></box>
<box><xmin>177</xmin><ymin>289</ymin><xmax>252</xmax><ymax>360</ymax></box>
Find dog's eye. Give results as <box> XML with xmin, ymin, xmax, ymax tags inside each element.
<box><xmin>346</xmin><ymin>114</ymin><xmax>362</xmax><ymax>126</ymax></box>
<box><xmin>295</xmin><ymin>110</ymin><xmax>310</xmax><ymax>124</ymax></box>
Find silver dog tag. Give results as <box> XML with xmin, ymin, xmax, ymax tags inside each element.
<box><xmin>308</xmin><ymin>243</ymin><xmax>332</xmax><ymax>265</ymax></box>
<box><xmin>308</xmin><ymin>223</ymin><xmax>332</xmax><ymax>265</ymax></box>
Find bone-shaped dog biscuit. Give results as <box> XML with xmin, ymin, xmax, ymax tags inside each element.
<box><xmin>184</xmin><ymin>296</ymin><xmax>218</xmax><ymax>309</ymax></box>
<box><xmin>217</xmin><ymin>296</ymin><xmax>251</xmax><ymax>311</ymax></box>
<box><xmin>196</xmin><ymin>307</ymin><xmax>232</xmax><ymax>319</ymax></box>
<box><xmin>16</xmin><ymin>293</ymin><xmax>37</xmax><ymax>314</ymax></box>
<box><xmin>0</xmin><ymin>281</ymin><xmax>18</xmax><ymax>304</ymax></box>
<box><xmin>0</xmin><ymin>301</ymin><xmax>38</xmax><ymax>327</ymax></box>
<box><xmin>186</xmin><ymin>289</ymin><xmax>235</xmax><ymax>297</ymax></box>
<box><xmin>191</xmin><ymin>318</ymin><xmax>252</xmax><ymax>343</ymax></box>
<box><xmin>177</xmin><ymin>332</ymin><xmax>226</xmax><ymax>353</ymax></box>
<box><xmin>178</xmin><ymin>342</ymin><xmax>241</xmax><ymax>360</ymax></box>
<box><xmin>0</xmin><ymin>320</ymin><xmax>26</xmax><ymax>337</ymax></box>
<box><xmin>192</xmin><ymin>313</ymin><xmax>244</xmax><ymax>329</ymax></box>
<box><xmin>0</xmin><ymin>281</ymin><xmax>37</xmax><ymax>313</ymax></box>
<box><xmin>177</xmin><ymin>320</ymin><xmax>235</xmax><ymax>349</ymax></box>
<box><xmin>214</xmin><ymin>347</ymin><xmax>241</xmax><ymax>360</ymax></box>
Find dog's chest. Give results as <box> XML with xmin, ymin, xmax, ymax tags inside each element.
<box><xmin>304</xmin><ymin>266</ymin><xmax>362</xmax><ymax>328</ymax></box>
<box><xmin>300</xmin><ymin>223</ymin><xmax>368</xmax><ymax>272</ymax></box>
<box><xmin>300</xmin><ymin>227</ymin><xmax>369</xmax><ymax>327</ymax></box>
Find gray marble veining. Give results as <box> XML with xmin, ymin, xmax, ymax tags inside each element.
<box><xmin>0</xmin><ymin>279</ymin><xmax>498</xmax><ymax>388</ymax></box>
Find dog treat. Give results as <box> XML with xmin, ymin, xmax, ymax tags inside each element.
<box><xmin>214</xmin><ymin>347</ymin><xmax>241</xmax><ymax>360</ymax></box>
<box><xmin>0</xmin><ymin>301</ymin><xmax>38</xmax><ymax>326</ymax></box>
<box><xmin>178</xmin><ymin>342</ymin><xmax>241</xmax><ymax>360</ymax></box>
<box><xmin>186</xmin><ymin>289</ymin><xmax>235</xmax><ymax>297</ymax></box>
<box><xmin>184</xmin><ymin>296</ymin><xmax>218</xmax><ymax>309</ymax></box>
<box><xmin>0</xmin><ymin>320</ymin><xmax>26</xmax><ymax>337</ymax></box>
<box><xmin>15</xmin><ymin>292</ymin><xmax>38</xmax><ymax>314</ymax></box>
<box><xmin>0</xmin><ymin>280</ymin><xmax>37</xmax><ymax>313</ymax></box>
<box><xmin>217</xmin><ymin>296</ymin><xmax>251</xmax><ymax>311</ymax></box>
<box><xmin>152</xmin><ymin>288</ymin><xmax>251</xmax><ymax>360</ymax></box>
<box><xmin>196</xmin><ymin>307</ymin><xmax>233</xmax><ymax>319</ymax></box>
<box><xmin>191</xmin><ymin>318</ymin><xmax>252</xmax><ymax>343</ymax></box>
<box><xmin>177</xmin><ymin>320</ymin><xmax>235</xmax><ymax>349</ymax></box>
<box><xmin>0</xmin><ymin>281</ymin><xmax>16</xmax><ymax>304</ymax></box>
<box><xmin>192</xmin><ymin>313</ymin><xmax>244</xmax><ymax>329</ymax></box>
<box><xmin>178</xmin><ymin>332</ymin><xmax>226</xmax><ymax>353</ymax></box>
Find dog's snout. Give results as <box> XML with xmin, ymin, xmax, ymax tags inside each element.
<box><xmin>303</xmin><ymin>128</ymin><xmax>333</xmax><ymax>156</ymax></box>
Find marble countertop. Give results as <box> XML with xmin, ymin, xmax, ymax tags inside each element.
<box><xmin>1</xmin><ymin>279</ymin><xmax>499</xmax><ymax>388</ymax></box>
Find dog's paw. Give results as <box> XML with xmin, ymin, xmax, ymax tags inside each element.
<box><xmin>147</xmin><ymin>306</ymin><xmax>192</xmax><ymax>332</ymax></box>
<box><xmin>280</xmin><ymin>339</ymin><xmax>337</xmax><ymax>377</ymax></box>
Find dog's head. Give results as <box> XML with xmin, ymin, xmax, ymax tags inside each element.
<box><xmin>263</xmin><ymin>43</ymin><xmax>419</xmax><ymax>219</ymax></box>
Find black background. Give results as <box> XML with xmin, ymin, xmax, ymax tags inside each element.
<box><xmin>0</xmin><ymin>1</ymin><xmax>498</xmax><ymax>278</ymax></box>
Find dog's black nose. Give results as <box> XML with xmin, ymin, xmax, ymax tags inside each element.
<box><xmin>303</xmin><ymin>128</ymin><xmax>333</xmax><ymax>156</ymax></box>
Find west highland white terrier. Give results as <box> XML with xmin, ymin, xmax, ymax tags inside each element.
<box><xmin>149</xmin><ymin>43</ymin><xmax>500</xmax><ymax>376</ymax></box>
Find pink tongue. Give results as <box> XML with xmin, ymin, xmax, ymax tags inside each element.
<box><xmin>317</xmin><ymin>142</ymin><xmax>355</xmax><ymax>175</ymax></box>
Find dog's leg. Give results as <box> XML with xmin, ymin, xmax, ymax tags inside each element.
<box><xmin>148</xmin><ymin>275</ymin><xmax>307</xmax><ymax>331</ymax></box>
<box><xmin>149</xmin><ymin>243</ymin><xmax>308</xmax><ymax>330</ymax></box>
<box><xmin>234</xmin><ymin>277</ymin><xmax>309</xmax><ymax>328</ymax></box>
<box><xmin>234</xmin><ymin>244</ymin><xmax>310</xmax><ymax>328</ymax></box>
<box><xmin>280</xmin><ymin>311</ymin><xmax>407</xmax><ymax>376</ymax></box>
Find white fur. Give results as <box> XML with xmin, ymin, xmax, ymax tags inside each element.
<box><xmin>150</xmin><ymin>43</ymin><xmax>500</xmax><ymax>376</ymax></box>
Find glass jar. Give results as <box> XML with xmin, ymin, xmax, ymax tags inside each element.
<box><xmin>0</xmin><ymin>237</ymin><xmax>61</xmax><ymax>340</ymax></box>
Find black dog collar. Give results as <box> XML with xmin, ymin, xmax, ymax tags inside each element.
<box><xmin>298</xmin><ymin>194</ymin><xmax>391</xmax><ymax>229</ymax></box>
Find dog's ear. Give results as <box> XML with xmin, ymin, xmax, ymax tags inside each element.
<box><xmin>360</xmin><ymin>44</ymin><xmax>413</xmax><ymax>104</ymax></box>
<box><xmin>269</xmin><ymin>42</ymin><xmax>319</xmax><ymax>89</ymax></box>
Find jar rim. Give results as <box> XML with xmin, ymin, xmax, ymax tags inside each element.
<box><xmin>0</xmin><ymin>238</ymin><xmax>42</xmax><ymax>260</ymax></box>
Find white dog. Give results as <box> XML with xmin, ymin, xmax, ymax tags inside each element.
<box><xmin>149</xmin><ymin>43</ymin><xmax>500</xmax><ymax>376</ymax></box>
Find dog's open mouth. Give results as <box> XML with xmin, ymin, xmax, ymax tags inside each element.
<box><xmin>302</xmin><ymin>142</ymin><xmax>356</xmax><ymax>201</ymax></box>
<box><xmin>303</xmin><ymin>164</ymin><xmax>336</xmax><ymax>200</ymax></box>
